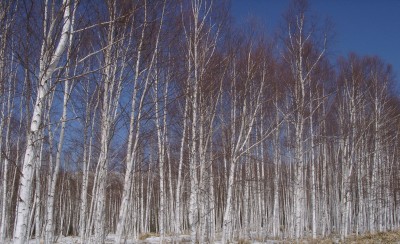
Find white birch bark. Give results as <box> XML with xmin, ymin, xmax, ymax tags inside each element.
<box><xmin>184</xmin><ymin>1</ymin><xmax>220</xmax><ymax>241</ymax></box>
<box><xmin>93</xmin><ymin>1</ymin><xmax>128</xmax><ymax>240</ymax></box>
<box><xmin>309</xmin><ymin>87</ymin><xmax>317</xmax><ymax>238</ymax></box>
<box><xmin>284</xmin><ymin>7</ymin><xmax>325</xmax><ymax>237</ymax></box>
<box><xmin>153</xmin><ymin>68</ymin><xmax>169</xmax><ymax>241</ymax></box>
<box><xmin>272</xmin><ymin>89</ymin><xmax>281</xmax><ymax>237</ymax></box>
<box><xmin>80</xmin><ymin>86</ymin><xmax>100</xmax><ymax>240</ymax></box>
<box><xmin>0</xmin><ymin>65</ymin><xmax>15</xmax><ymax>241</ymax></box>
<box><xmin>222</xmin><ymin>51</ymin><xmax>265</xmax><ymax>243</ymax></box>
<box><xmin>34</xmin><ymin>150</ymin><xmax>41</xmax><ymax>244</ymax></box>
<box><xmin>114</xmin><ymin>3</ymin><xmax>147</xmax><ymax>239</ymax></box>
<box><xmin>115</xmin><ymin>1</ymin><xmax>165</xmax><ymax>241</ymax></box>
<box><xmin>188</xmin><ymin>1</ymin><xmax>200</xmax><ymax>240</ymax></box>
<box><xmin>13</xmin><ymin>1</ymin><xmax>71</xmax><ymax>242</ymax></box>
<box><xmin>45</xmin><ymin>4</ymin><xmax>76</xmax><ymax>240</ymax></box>
<box><xmin>44</xmin><ymin>79</ymin><xmax>70</xmax><ymax>244</ymax></box>
<box><xmin>0</xmin><ymin>5</ymin><xmax>15</xmax><ymax>239</ymax></box>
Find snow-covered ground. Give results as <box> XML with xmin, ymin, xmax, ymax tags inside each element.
<box><xmin>25</xmin><ymin>234</ymin><xmax>192</xmax><ymax>244</ymax></box>
<box><xmin>24</xmin><ymin>234</ymin><xmax>279</xmax><ymax>243</ymax></box>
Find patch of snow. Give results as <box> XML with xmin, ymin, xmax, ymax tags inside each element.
<box><xmin>25</xmin><ymin>233</ymin><xmax>280</xmax><ymax>243</ymax></box>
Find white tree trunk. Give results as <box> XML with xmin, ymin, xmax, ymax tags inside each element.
<box><xmin>44</xmin><ymin>79</ymin><xmax>69</xmax><ymax>244</ymax></box>
<box><xmin>175</xmin><ymin>89</ymin><xmax>189</xmax><ymax>234</ymax></box>
<box><xmin>13</xmin><ymin>1</ymin><xmax>71</xmax><ymax>242</ymax></box>
<box><xmin>0</xmin><ymin>70</ymin><xmax>14</xmax><ymax>240</ymax></box>
<box><xmin>115</xmin><ymin>2</ymin><xmax>165</xmax><ymax>241</ymax></box>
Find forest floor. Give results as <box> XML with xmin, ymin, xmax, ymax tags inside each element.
<box><xmin>134</xmin><ymin>230</ymin><xmax>400</xmax><ymax>243</ymax></box>
<box><xmin>23</xmin><ymin>230</ymin><xmax>400</xmax><ymax>243</ymax></box>
<box><xmin>285</xmin><ymin>230</ymin><xmax>400</xmax><ymax>244</ymax></box>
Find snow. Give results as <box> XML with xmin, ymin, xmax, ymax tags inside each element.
<box><xmin>24</xmin><ymin>233</ymin><xmax>279</xmax><ymax>243</ymax></box>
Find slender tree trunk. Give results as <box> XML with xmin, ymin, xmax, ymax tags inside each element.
<box><xmin>13</xmin><ymin>1</ymin><xmax>71</xmax><ymax>242</ymax></box>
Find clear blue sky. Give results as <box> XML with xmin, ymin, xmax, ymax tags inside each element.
<box><xmin>231</xmin><ymin>0</ymin><xmax>400</xmax><ymax>88</ymax></box>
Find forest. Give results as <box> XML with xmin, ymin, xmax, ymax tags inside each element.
<box><xmin>1</xmin><ymin>0</ymin><xmax>400</xmax><ymax>243</ymax></box>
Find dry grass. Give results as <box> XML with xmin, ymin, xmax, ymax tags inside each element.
<box><xmin>137</xmin><ymin>230</ymin><xmax>400</xmax><ymax>243</ymax></box>
<box><xmin>281</xmin><ymin>236</ymin><xmax>337</xmax><ymax>244</ymax></box>
<box><xmin>277</xmin><ymin>230</ymin><xmax>400</xmax><ymax>244</ymax></box>
<box><xmin>344</xmin><ymin>230</ymin><xmax>400</xmax><ymax>243</ymax></box>
<box><xmin>237</xmin><ymin>239</ymin><xmax>252</xmax><ymax>244</ymax></box>
<box><xmin>138</xmin><ymin>232</ymin><xmax>159</xmax><ymax>240</ymax></box>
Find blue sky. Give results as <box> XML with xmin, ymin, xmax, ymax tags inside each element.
<box><xmin>231</xmin><ymin>0</ymin><xmax>400</xmax><ymax>88</ymax></box>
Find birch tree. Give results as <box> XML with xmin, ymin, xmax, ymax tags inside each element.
<box><xmin>221</xmin><ymin>40</ymin><xmax>271</xmax><ymax>243</ymax></box>
<box><xmin>91</xmin><ymin>2</ymin><xmax>128</xmax><ymax>240</ymax></box>
<box><xmin>115</xmin><ymin>1</ymin><xmax>166</xmax><ymax>241</ymax></box>
<box><xmin>13</xmin><ymin>1</ymin><xmax>72</xmax><ymax>242</ymax></box>
<box><xmin>281</xmin><ymin>0</ymin><xmax>326</xmax><ymax>237</ymax></box>
<box><xmin>44</xmin><ymin>2</ymin><xmax>77</xmax><ymax>242</ymax></box>
<box><xmin>0</xmin><ymin>0</ymin><xmax>17</xmax><ymax>240</ymax></box>
<box><xmin>180</xmin><ymin>0</ymin><xmax>221</xmax><ymax>242</ymax></box>
<box><xmin>0</xmin><ymin>0</ymin><xmax>398</xmax><ymax>242</ymax></box>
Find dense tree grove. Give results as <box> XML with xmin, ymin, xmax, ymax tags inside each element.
<box><xmin>1</xmin><ymin>0</ymin><xmax>400</xmax><ymax>243</ymax></box>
